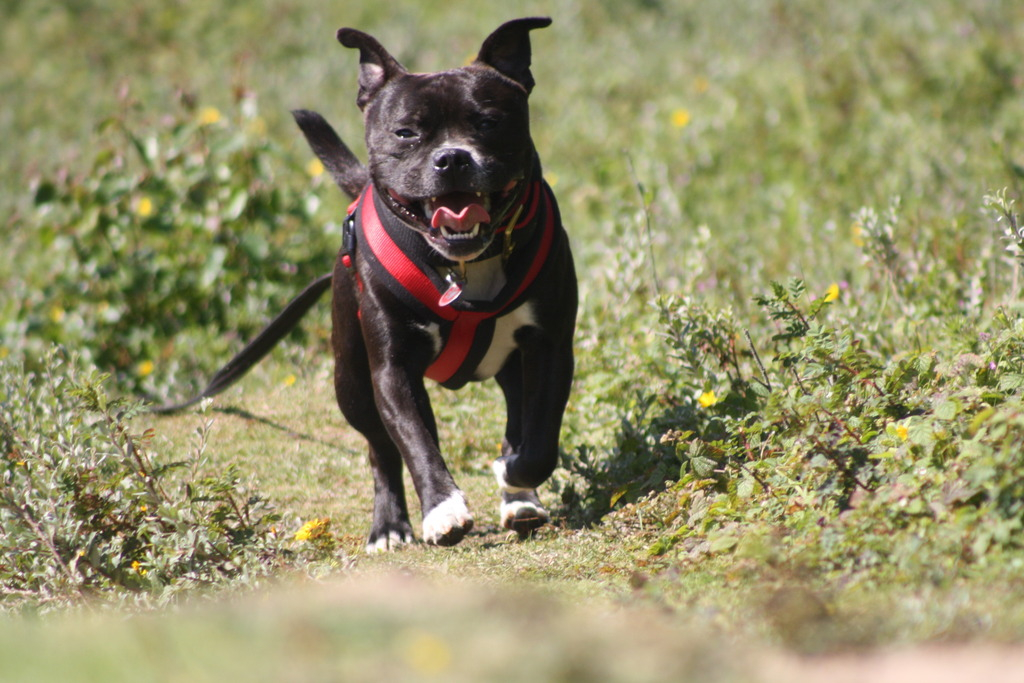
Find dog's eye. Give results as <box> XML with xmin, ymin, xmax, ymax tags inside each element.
<box><xmin>394</xmin><ymin>128</ymin><xmax>418</xmax><ymax>139</ymax></box>
<box><xmin>475</xmin><ymin>117</ymin><xmax>499</xmax><ymax>132</ymax></box>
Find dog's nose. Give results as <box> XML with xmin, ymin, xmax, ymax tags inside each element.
<box><xmin>432</xmin><ymin>148</ymin><xmax>473</xmax><ymax>176</ymax></box>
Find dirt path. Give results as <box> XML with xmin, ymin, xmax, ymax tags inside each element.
<box><xmin>763</xmin><ymin>645</ymin><xmax>1024</xmax><ymax>683</ymax></box>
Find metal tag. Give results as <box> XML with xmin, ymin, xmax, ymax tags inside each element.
<box><xmin>439</xmin><ymin>272</ymin><xmax>463</xmax><ymax>307</ymax></box>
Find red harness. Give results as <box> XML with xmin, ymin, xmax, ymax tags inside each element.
<box><xmin>344</xmin><ymin>181</ymin><xmax>557</xmax><ymax>387</ymax></box>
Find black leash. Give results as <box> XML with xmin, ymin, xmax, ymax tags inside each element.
<box><xmin>151</xmin><ymin>272</ymin><xmax>333</xmax><ymax>414</ymax></box>
<box><xmin>151</xmin><ymin>110</ymin><xmax>367</xmax><ymax>414</ymax></box>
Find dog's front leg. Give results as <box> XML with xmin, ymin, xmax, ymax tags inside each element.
<box><xmin>493</xmin><ymin>335</ymin><xmax>575</xmax><ymax>534</ymax></box>
<box><xmin>366</xmin><ymin>343</ymin><xmax>475</xmax><ymax>546</ymax></box>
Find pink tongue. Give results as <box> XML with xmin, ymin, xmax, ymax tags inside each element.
<box><xmin>431</xmin><ymin>200</ymin><xmax>490</xmax><ymax>233</ymax></box>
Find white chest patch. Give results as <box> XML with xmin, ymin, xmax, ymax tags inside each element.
<box><xmin>474</xmin><ymin>302</ymin><xmax>536</xmax><ymax>380</ymax></box>
<box><xmin>435</xmin><ymin>255</ymin><xmax>507</xmax><ymax>302</ymax></box>
<box><xmin>415</xmin><ymin>306</ymin><xmax>534</xmax><ymax>381</ymax></box>
<box><xmin>420</xmin><ymin>257</ymin><xmax>537</xmax><ymax>381</ymax></box>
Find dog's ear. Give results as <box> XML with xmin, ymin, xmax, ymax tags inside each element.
<box><xmin>474</xmin><ymin>17</ymin><xmax>551</xmax><ymax>94</ymax></box>
<box><xmin>337</xmin><ymin>28</ymin><xmax>407</xmax><ymax>110</ymax></box>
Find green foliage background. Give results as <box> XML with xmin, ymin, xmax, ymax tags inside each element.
<box><xmin>3</xmin><ymin>0</ymin><xmax>1024</xmax><ymax>647</ymax></box>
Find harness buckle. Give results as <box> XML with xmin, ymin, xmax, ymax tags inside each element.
<box><xmin>341</xmin><ymin>212</ymin><xmax>357</xmax><ymax>270</ymax></box>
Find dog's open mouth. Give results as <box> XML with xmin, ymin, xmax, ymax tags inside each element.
<box><xmin>427</xmin><ymin>192</ymin><xmax>491</xmax><ymax>241</ymax></box>
<box><xmin>386</xmin><ymin>185</ymin><xmax>518</xmax><ymax>260</ymax></box>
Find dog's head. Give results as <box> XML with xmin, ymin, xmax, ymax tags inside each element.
<box><xmin>337</xmin><ymin>17</ymin><xmax>550</xmax><ymax>262</ymax></box>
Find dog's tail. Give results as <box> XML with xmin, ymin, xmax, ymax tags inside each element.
<box><xmin>292</xmin><ymin>109</ymin><xmax>368</xmax><ymax>200</ymax></box>
<box><xmin>151</xmin><ymin>110</ymin><xmax>366</xmax><ymax>414</ymax></box>
<box><xmin>150</xmin><ymin>272</ymin><xmax>333</xmax><ymax>414</ymax></box>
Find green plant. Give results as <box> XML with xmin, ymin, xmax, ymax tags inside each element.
<box><xmin>0</xmin><ymin>349</ymin><xmax>347</xmax><ymax>613</ymax></box>
<box><xmin>644</xmin><ymin>277</ymin><xmax>1024</xmax><ymax>584</ymax></box>
<box><xmin>2</xmin><ymin>96</ymin><xmax>335</xmax><ymax>399</ymax></box>
<box><xmin>549</xmin><ymin>184</ymin><xmax>1024</xmax><ymax>592</ymax></box>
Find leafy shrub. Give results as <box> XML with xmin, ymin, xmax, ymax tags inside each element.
<box><xmin>652</xmin><ymin>284</ymin><xmax>1021</xmax><ymax>570</ymax></box>
<box><xmin>563</xmin><ymin>190</ymin><xmax>1024</xmax><ymax>583</ymax></box>
<box><xmin>2</xmin><ymin>97</ymin><xmax>336</xmax><ymax>399</ymax></box>
<box><xmin>0</xmin><ymin>349</ymin><xmax>340</xmax><ymax>613</ymax></box>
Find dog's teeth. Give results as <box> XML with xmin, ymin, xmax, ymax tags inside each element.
<box><xmin>439</xmin><ymin>224</ymin><xmax>481</xmax><ymax>240</ymax></box>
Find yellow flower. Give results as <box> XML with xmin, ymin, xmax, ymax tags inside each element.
<box><xmin>137</xmin><ymin>360</ymin><xmax>154</xmax><ymax>377</ymax></box>
<box><xmin>671</xmin><ymin>108</ymin><xmax>691</xmax><ymax>129</ymax></box>
<box><xmin>402</xmin><ymin>631</ymin><xmax>452</xmax><ymax>676</ymax></box>
<box><xmin>824</xmin><ymin>282</ymin><xmax>840</xmax><ymax>303</ymax></box>
<box><xmin>283</xmin><ymin>374</ymin><xmax>297</xmax><ymax>387</ymax></box>
<box><xmin>896</xmin><ymin>425</ymin><xmax>909</xmax><ymax>441</ymax></box>
<box><xmin>294</xmin><ymin>517</ymin><xmax>330</xmax><ymax>541</ymax></box>
<box><xmin>131</xmin><ymin>560</ymin><xmax>148</xmax><ymax>576</ymax></box>
<box><xmin>136</xmin><ymin>195</ymin><xmax>154</xmax><ymax>218</ymax></box>
<box><xmin>198</xmin><ymin>106</ymin><xmax>222</xmax><ymax>126</ymax></box>
<box><xmin>851</xmin><ymin>222</ymin><xmax>865</xmax><ymax>247</ymax></box>
<box><xmin>48</xmin><ymin>306</ymin><xmax>65</xmax><ymax>324</ymax></box>
<box><xmin>0</xmin><ymin>346</ymin><xmax>9</xmax><ymax>360</ymax></box>
<box><xmin>307</xmin><ymin>158</ymin><xmax>325</xmax><ymax>178</ymax></box>
<box><xmin>698</xmin><ymin>390</ymin><xmax>718</xmax><ymax>408</ymax></box>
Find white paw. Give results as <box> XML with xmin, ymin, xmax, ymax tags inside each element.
<box><xmin>422</xmin><ymin>492</ymin><xmax>474</xmax><ymax>546</ymax></box>
<box><xmin>500</xmin><ymin>489</ymin><xmax>549</xmax><ymax>533</ymax></box>
<box><xmin>491</xmin><ymin>456</ymin><xmax>530</xmax><ymax>494</ymax></box>
<box><xmin>365</xmin><ymin>529</ymin><xmax>412</xmax><ymax>553</ymax></box>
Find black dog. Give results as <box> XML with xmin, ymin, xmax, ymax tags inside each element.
<box><xmin>159</xmin><ymin>18</ymin><xmax>576</xmax><ymax>551</ymax></box>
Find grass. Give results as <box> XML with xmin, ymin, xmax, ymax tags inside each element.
<box><xmin>0</xmin><ymin>574</ymin><xmax>748</xmax><ymax>683</ymax></box>
<box><xmin>4</xmin><ymin>0</ymin><xmax>1024</xmax><ymax>679</ymax></box>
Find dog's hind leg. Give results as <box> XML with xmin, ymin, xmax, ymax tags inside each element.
<box><xmin>336</xmin><ymin>373</ymin><xmax>416</xmax><ymax>551</ymax></box>
<box><xmin>336</xmin><ymin>365</ymin><xmax>415</xmax><ymax>552</ymax></box>
<box><xmin>332</xmin><ymin>274</ymin><xmax>416</xmax><ymax>551</ymax></box>
<box><xmin>363</xmin><ymin>442</ymin><xmax>415</xmax><ymax>552</ymax></box>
